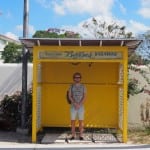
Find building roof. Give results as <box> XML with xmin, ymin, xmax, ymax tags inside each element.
<box><xmin>0</xmin><ymin>34</ymin><xmax>20</xmax><ymax>44</ymax></box>
<box><xmin>19</xmin><ymin>38</ymin><xmax>142</xmax><ymax>51</ymax></box>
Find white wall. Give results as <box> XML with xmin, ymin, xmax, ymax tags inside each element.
<box><xmin>0</xmin><ymin>39</ymin><xmax>7</xmax><ymax>61</ymax></box>
<box><xmin>0</xmin><ymin>63</ymin><xmax>32</xmax><ymax>101</ymax></box>
<box><xmin>128</xmin><ymin>64</ymin><xmax>150</xmax><ymax>129</ymax></box>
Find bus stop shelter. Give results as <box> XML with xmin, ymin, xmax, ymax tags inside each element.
<box><xmin>20</xmin><ymin>38</ymin><xmax>141</xmax><ymax>143</ymax></box>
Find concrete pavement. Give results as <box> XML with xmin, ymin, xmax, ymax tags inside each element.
<box><xmin>0</xmin><ymin>130</ymin><xmax>150</xmax><ymax>149</ymax></box>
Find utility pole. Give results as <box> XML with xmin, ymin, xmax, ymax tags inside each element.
<box><xmin>21</xmin><ymin>0</ymin><xmax>29</xmax><ymax>129</ymax></box>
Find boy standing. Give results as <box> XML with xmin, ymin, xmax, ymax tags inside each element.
<box><xmin>68</xmin><ymin>72</ymin><xmax>86</xmax><ymax>140</ymax></box>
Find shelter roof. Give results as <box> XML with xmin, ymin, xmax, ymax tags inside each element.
<box><xmin>19</xmin><ymin>38</ymin><xmax>142</xmax><ymax>51</ymax></box>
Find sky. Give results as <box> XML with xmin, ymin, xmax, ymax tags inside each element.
<box><xmin>0</xmin><ymin>0</ymin><xmax>150</xmax><ymax>40</ymax></box>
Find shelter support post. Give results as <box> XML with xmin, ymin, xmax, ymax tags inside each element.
<box><xmin>32</xmin><ymin>52</ymin><xmax>37</xmax><ymax>143</ymax></box>
<box><xmin>123</xmin><ymin>50</ymin><xmax>128</xmax><ymax>143</ymax></box>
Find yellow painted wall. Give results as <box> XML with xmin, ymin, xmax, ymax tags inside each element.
<box><xmin>41</xmin><ymin>62</ymin><xmax>119</xmax><ymax>128</ymax></box>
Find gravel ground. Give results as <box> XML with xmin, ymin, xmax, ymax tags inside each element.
<box><xmin>0</xmin><ymin>130</ymin><xmax>119</xmax><ymax>144</ymax></box>
<box><xmin>128</xmin><ymin>130</ymin><xmax>150</xmax><ymax>144</ymax></box>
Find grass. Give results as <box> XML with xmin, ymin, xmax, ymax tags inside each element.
<box><xmin>128</xmin><ymin>128</ymin><xmax>150</xmax><ymax>144</ymax></box>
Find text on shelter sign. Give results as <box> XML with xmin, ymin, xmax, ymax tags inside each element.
<box><xmin>38</xmin><ymin>51</ymin><xmax>122</xmax><ymax>60</ymax></box>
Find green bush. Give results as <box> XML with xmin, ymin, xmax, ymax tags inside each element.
<box><xmin>0</xmin><ymin>89</ymin><xmax>32</xmax><ymax>131</ymax></box>
<box><xmin>128</xmin><ymin>78</ymin><xmax>144</xmax><ymax>98</ymax></box>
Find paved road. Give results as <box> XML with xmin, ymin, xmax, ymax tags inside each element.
<box><xmin>0</xmin><ymin>144</ymin><xmax>150</xmax><ymax>150</ymax></box>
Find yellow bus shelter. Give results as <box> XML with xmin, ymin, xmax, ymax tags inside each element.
<box><xmin>20</xmin><ymin>38</ymin><xmax>141</xmax><ymax>143</ymax></box>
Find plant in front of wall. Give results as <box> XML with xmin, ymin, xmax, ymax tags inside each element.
<box><xmin>128</xmin><ymin>78</ymin><xmax>144</xmax><ymax>98</ymax></box>
<box><xmin>0</xmin><ymin>89</ymin><xmax>32</xmax><ymax>131</ymax></box>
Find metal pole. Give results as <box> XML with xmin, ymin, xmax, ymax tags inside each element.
<box><xmin>23</xmin><ymin>0</ymin><xmax>29</xmax><ymax>38</ymax></box>
<box><xmin>21</xmin><ymin>0</ymin><xmax>29</xmax><ymax>129</ymax></box>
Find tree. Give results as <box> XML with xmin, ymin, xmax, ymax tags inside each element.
<box><xmin>32</xmin><ymin>29</ymin><xmax>80</xmax><ymax>38</ymax></box>
<box><xmin>136</xmin><ymin>30</ymin><xmax>150</xmax><ymax>61</ymax></box>
<box><xmin>82</xmin><ymin>17</ymin><xmax>133</xmax><ymax>38</ymax></box>
<box><xmin>2</xmin><ymin>43</ymin><xmax>33</xmax><ymax>63</ymax></box>
<box><xmin>33</xmin><ymin>30</ymin><xmax>62</xmax><ymax>38</ymax></box>
<box><xmin>2</xmin><ymin>43</ymin><xmax>22</xmax><ymax>63</ymax></box>
<box><xmin>128</xmin><ymin>52</ymin><xmax>143</xmax><ymax>65</ymax></box>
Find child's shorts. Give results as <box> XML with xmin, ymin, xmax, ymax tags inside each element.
<box><xmin>70</xmin><ymin>105</ymin><xmax>84</xmax><ymax>120</ymax></box>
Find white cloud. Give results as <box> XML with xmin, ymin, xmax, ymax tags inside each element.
<box><xmin>16</xmin><ymin>25</ymin><xmax>23</xmax><ymax>32</ymax></box>
<box><xmin>62</xmin><ymin>16</ymin><xmax>150</xmax><ymax>38</ymax></box>
<box><xmin>52</xmin><ymin>0</ymin><xmax>114</xmax><ymax>16</ymax></box>
<box><xmin>36</xmin><ymin>0</ymin><xmax>114</xmax><ymax>16</ymax></box>
<box><xmin>62</xmin><ymin>15</ymin><xmax>126</xmax><ymax>38</ymax></box>
<box><xmin>53</xmin><ymin>2</ymin><xmax>65</xmax><ymax>15</ymax></box>
<box><xmin>36</xmin><ymin>0</ymin><xmax>51</xmax><ymax>8</ymax></box>
<box><xmin>128</xmin><ymin>20</ymin><xmax>150</xmax><ymax>35</ymax></box>
<box><xmin>4</xmin><ymin>32</ymin><xmax>18</xmax><ymax>40</ymax></box>
<box><xmin>119</xmin><ymin>3</ymin><xmax>126</xmax><ymax>14</ymax></box>
<box><xmin>28</xmin><ymin>25</ymin><xmax>36</xmax><ymax>35</ymax></box>
<box><xmin>16</xmin><ymin>24</ymin><xmax>36</xmax><ymax>36</ymax></box>
<box><xmin>139</xmin><ymin>8</ymin><xmax>150</xmax><ymax>18</ymax></box>
<box><xmin>138</xmin><ymin>0</ymin><xmax>150</xmax><ymax>18</ymax></box>
<box><xmin>6</xmin><ymin>11</ymin><xmax>12</xmax><ymax>19</ymax></box>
